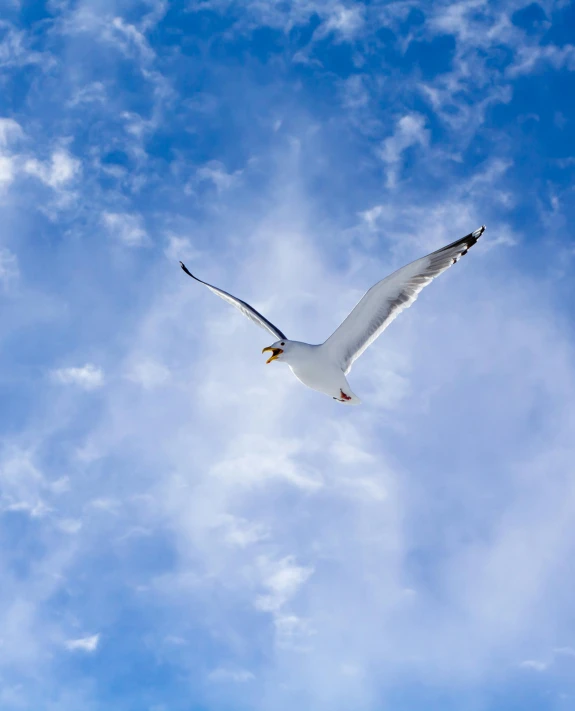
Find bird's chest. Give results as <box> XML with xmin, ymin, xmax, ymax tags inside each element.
<box><xmin>288</xmin><ymin>359</ymin><xmax>343</xmax><ymax>396</ymax></box>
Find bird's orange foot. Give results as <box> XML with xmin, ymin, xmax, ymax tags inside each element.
<box><xmin>339</xmin><ymin>390</ymin><xmax>352</xmax><ymax>401</ymax></box>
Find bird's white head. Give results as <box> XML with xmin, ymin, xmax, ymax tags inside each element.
<box><xmin>262</xmin><ymin>340</ymin><xmax>289</xmax><ymax>364</ymax></box>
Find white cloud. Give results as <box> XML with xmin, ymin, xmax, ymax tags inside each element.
<box><xmin>407</xmin><ymin>2</ymin><xmax>518</xmax><ymax>140</ymax></box>
<box><xmin>51</xmin><ymin>364</ymin><xmax>104</xmax><ymax>390</ymax></box>
<box><xmin>0</xmin><ymin>449</ymin><xmax>49</xmax><ymax>518</ymax></box>
<box><xmin>0</xmin><ymin>248</ymin><xmax>19</xmax><ymax>290</ymax></box>
<box><xmin>218</xmin><ymin>515</ymin><xmax>269</xmax><ymax>548</ymax></box>
<box><xmin>49</xmin><ymin>476</ymin><xmax>71</xmax><ymax>494</ymax></box>
<box><xmin>516</xmin><ymin>648</ymin><xmax>575</xmax><ymax>674</ymax></box>
<box><xmin>4</xmin><ymin>500</ymin><xmax>51</xmax><ymax>517</ymax></box>
<box><xmin>274</xmin><ymin>614</ymin><xmax>316</xmax><ymax>647</ymax></box>
<box><xmin>67</xmin><ymin>81</ymin><xmax>107</xmax><ymax>107</ymax></box>
<box><xmin>57</xmin><ymin>518</ymin><xmax>83</xmax><ymax>534</ymax></box>
<box><xmin>336</xmin><ymin>474</ymin><xmax>387</xmax><ymax>502</ymax></box>
<box><xmin>211</xmin><ymin>434</ymin><xmax>324</xmax><ymax>491</ymax></box>
<box><xmin>317</xmin><ymin>4</ymin><xmax>364</xmax><ymax>41</ymax></box>
<box><xmin>255</xmin><ymin>555</ymin><xmax>314</xmax><ymax>613</ymax></box>
<box><xmin>340</xmin><ymin>75</ymin><xmax>370</xmax><ymax>113</ymax></box>
<box><xmin>359</xmin><ymin>204</ymin><xmax>384</xmax><ymax>230</ymax></box>
<box><xmin>61</xmin><ymin>10</ymin><xmax>155</xmax><ymax>64</ymax></box>
<box><xmin>194</xmin><ymin>160</ymin><xmax>242</xmax><ymax>192</ymax></box>
<box><xmin>0</xmin><ymin>155</ymin><xmax>14</xmax><ymax>187</ymax></box>
<box><xmin>65</xmin><ymin>634</ymin><xmax>100</xmax><ymax>653</ymax></box>
<box><xmin>207</xmin><ymin>668</ymin><xmax>255</xmax><ymax>683</ymax></box>
<box><xmin>191</xmin><ymin>0</ymin><xmax>365</xmax><ymax>40</ymax></box>
<box><xmin>164</xmin><ymin>234</ymin><xmax>199</xmax><ymax>262</ymax></box>
<box><xmin>379</xmin><ymin>114</ymin><xmax>429</xmax><ymax>187</ymax></box>
<box><xmin>110</xmin><ymin>16</ymin><xmax>156</xmax><ymax>63</ymax></box>
<box><xmin>519</xmin><ymin>659</ymin><xmax>549</xmax><ymax>672</ymax></box>
<box><xmin>140</xmin><ymin>0</ymin><xmax>169</xmax><ymax>32</ymax></box>
<box><xmin>554</xmin><ymin>647</ymin><xmax>575</xmax><ymax>657</ymax></box>
<box><xmin>88</xmin><ymin>498</ymin><xmax>121</xmax><ymax>513</ymax></box>
<box><xmin>0</xmin><ymin>23</ymin><xmax>45</xmax><ymax>70</ymax></box>
<box><xmin>164</xmin><ymin>635</ymin><xmax>187</xmax><ymax>646</ymax></box>
<box><xmin>429</xmin><ymin>0</ymin><xmax>487</xmax><ymax>39</ymax></box>
<box><xmin>340</xmin><ymin>662</ymin><xmax>364</xmax><ymax>677</ymax></box>
<box><xmin>126</xmin><ymin>360</ymin><xmax>171</xmax><ymax>388</ymax></box>
<box><xmin>0</xmin><ymin>118</ymin><xmax>23</xmax><ymax>190</ymax></box>
<box><xmin>24</xmin><ymin>149</ymin><xmax>81</xmax><ymax>189</ymax></box>
<box><xmin>0</xmin><ymin>118</ymin><xmax>23</xmax><ymax>147</ymax></box>
<box><xmin>508</xmin><ymin>43</ymin><xmax>575</xmax><ymax>77</ymax></box>
<box><xmin>103</xmin><ymin>212</ymin><xmax>147</xmax><ymax>247</ymax></box>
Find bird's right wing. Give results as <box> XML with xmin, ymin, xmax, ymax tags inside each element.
<box><xmin>322</xmin><ymin>226</ymin><xmax>485</xmax><ymax>374</ymax></box>
<box><xmin>180</xmin><ymin>262</ymin><xmax>287</xmax><ymax>341</ymax></box>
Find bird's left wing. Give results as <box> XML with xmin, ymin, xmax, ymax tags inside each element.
<box><xmin>180</xmin><ymin>262</ymin><xmax>287</xmax><ymax>341</ymax></box>
<box><xmin>322</xmin><ymin>226</ymin><xmax>485</xmax><ymax>374</ymax></box>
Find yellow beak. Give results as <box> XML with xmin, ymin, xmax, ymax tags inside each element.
<box><xmin>262</xmin><ymin>346</ymin><xmax>283</xmax><ymax>364</ymax></box>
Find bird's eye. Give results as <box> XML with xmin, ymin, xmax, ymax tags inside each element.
<box><xmin>281</xmin><ymin>342</ymin><xmax>285</xmax><ymax>346</ymax></box>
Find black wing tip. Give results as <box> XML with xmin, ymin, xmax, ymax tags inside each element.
<box><xmin>463</xmin><ymin>224</ymin><xmax>486</xmax><ymax>246</ymax></box>
<box><xmin>471</xmin><ymin>224</ymin><xmax>486</xmax><ymax>241</ymax></box>
<box><xmin>180</xmin><ymin>261</ymin><xmax>194</xmax><ymax>278</ymax></box>
<box><xmin>461</xmin><ymin>224</ymin><xmax>486</xmax><ymax>255</ymax></box>
<box><xmin>437</xmin><ymin>224</ymin><xmax>486</xmax><ymax>259</ymax></box>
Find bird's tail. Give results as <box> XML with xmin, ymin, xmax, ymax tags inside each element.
<box><xmin>335</xmin><ymin>386</ymin><xmax>362</xmax><ymax>405</ymax></box>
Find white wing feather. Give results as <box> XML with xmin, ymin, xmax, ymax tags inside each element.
<box><xmin>323</xmin><ymin>226</ymin><xmax>485</xmax><ymax>374</ymax></box>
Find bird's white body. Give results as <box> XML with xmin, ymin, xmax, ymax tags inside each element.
<box><xmin>281</xmin><ymin>342</ymin><xmax>361</xmax><ymax>404</ymax></box>
<box><xmin>180</xmin><ymin>225</ymin><xmax>486</xmax><ymax>405</ymax></box>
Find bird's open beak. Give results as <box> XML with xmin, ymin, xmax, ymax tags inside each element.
<box><xmin>262</xmin><ymin>346</ymin><xmax>283</xmax><ymax>364</ymax></box>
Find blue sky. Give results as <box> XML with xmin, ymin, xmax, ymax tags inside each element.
<box><xmin>1</xmin><ymin>0</ymin><xmax>575</xmax><ymax>709</ymax></box>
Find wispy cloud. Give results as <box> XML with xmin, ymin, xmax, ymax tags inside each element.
<box><xmin>0</xmin><ymin>117</ymin><xmax>23</xmax><ymax>190</ymax></box>
<box><xmin>554</xmin><ymin>647</ymin><xmax>575</xmax><ymax>658</ymax></box>
<box><xmin>65</xmin><ymin>634</ymin><xmax>100</xmax><ymax>653</ymax></box>
<box><xmin>103</xmin><ymin>212</ymin><xmax>148</xmax><ymax>247</ymax></box>
<box><xmin>0</xmin><ymin>22</ymin><xmax>47</xmax><ymax>70</ymax></box>
<box><xmin>255</xmin><ymin>555</ymin><xmax>314</xmax><ymax>613</ymax></box>
<box><xmin>193</xmin><ymin>160</ymin><xmax>243</xmax><ymax>193</ymax></box>
<box><xmin>24</xmin><ymin>149</ymin><xmax>81</xmax><ymax>189</ymax></box>
<box><xmin>51</xmin><ymin>364</ymin><xmax>104</xmax><ymax>390</ymax></box>
<box><xmin>508</xmin><ymin>43</ymin><xmax>575</xmax><ymax>77</ymax></box>
<box><xmin>126</xmin><ymin>359</ymin><xmax>170</xmax><ymax>388</ymax></box>
<box><xmin>0</xmin><ymin>117</ymin><xmax>23</xmax><ymax>147</ymax></box>
<box><xmin>0</xmin><ymin>449</ymin><xmax>49</xmax><ymax>518</ymax></box>
<box><xmin>0</xmin><ymin>248</ymin><xmax>19</xmax><ymax>290</ymax></box>
<box><xmin>519</xmin><ymin>660</ymin><xmax>549</xmax><ymax>672</ymax></box>
<box><xmin>207</xmin><ymin>667</ymin><xmax>255</xmax><ymax>683</ymax></box>
<box><xmin>379</xmin><ymin>114</ymin><xmax>429</xmax><ymax>187</ymax></box>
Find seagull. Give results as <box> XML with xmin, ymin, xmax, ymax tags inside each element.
<box><xmin>180</xmin><ymin>226</ymin><xmax>485</xmax><ymax>404</ymax></box>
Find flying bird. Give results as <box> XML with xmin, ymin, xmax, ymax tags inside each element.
<box><xmin>180</xmin><ymin>226</ymin><xmax>485</xmax><ymax>404</ymax></box>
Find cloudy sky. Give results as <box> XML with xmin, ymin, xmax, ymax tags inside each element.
<box><xmin>1</xmin><ymin>0</ymin><xmax>575</xmax><ymax>709</ymax></box>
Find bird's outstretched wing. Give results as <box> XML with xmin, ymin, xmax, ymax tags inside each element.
<box><xmin>180</xmin><ymin>262</ymin><xmax>287</xmax><ymax>341</ymax></box>
<box><xmin>322</xmin><ymin>226</ymin><xmax>486</xmax><ymax>374</ymax></box>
